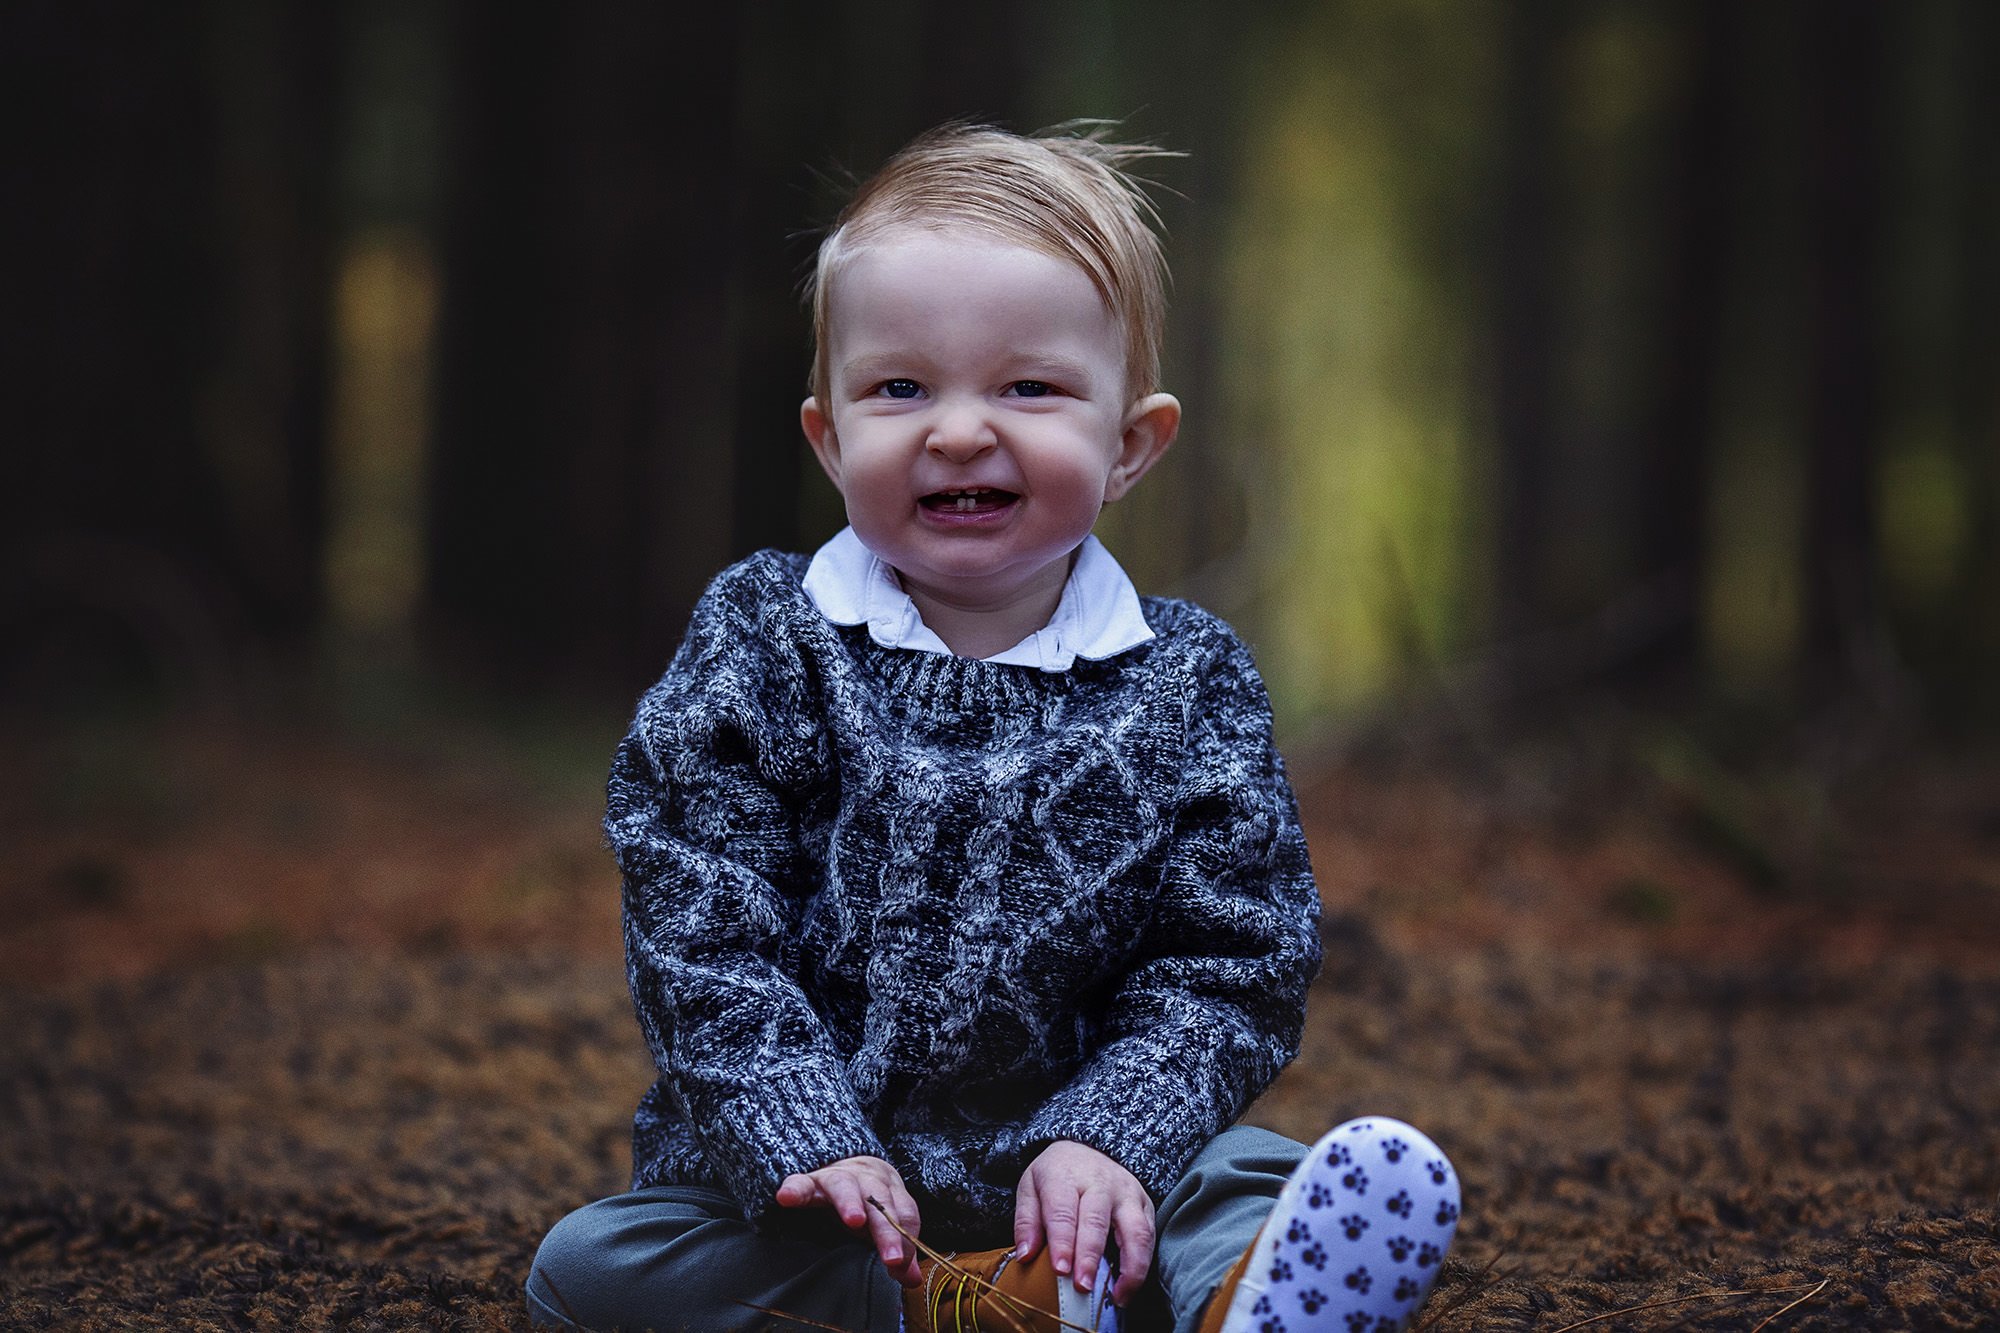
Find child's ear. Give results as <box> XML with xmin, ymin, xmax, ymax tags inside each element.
<box><xmin>801</xmin><ymin>397</ymin><xmax>843</xmax><ymax>489</ymax></box>
<box><xmin>1105</xmin><ymin>393</ymin><xmax>1181</xmax><ymax>502</ymax></box>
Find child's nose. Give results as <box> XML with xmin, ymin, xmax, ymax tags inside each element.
<box><xmin>924</xmin><ymin>403</ymin><xmax>998</xmax><ymax>461</ymax></box>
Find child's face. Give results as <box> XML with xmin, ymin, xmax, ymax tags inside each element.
<box><xmin>803</xmin><ymin>225</ymin><xmax>1178</xmax><ymax>620</ymax></box>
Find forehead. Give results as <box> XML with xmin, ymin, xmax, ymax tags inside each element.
<box><xmin>825</xmin><ymin>225</ymin><xmax>1119</xmax><ymax>349</ymax></box>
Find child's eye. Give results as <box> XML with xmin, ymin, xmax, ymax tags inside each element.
<box><xmin>877</xmin><ymin>379</ymin><xmax>922</xmax><ymax>400</ymax></box>
<box><xmin>1008</xmin><ymin>381</ymin><xmax>1055</xmax><ymax>398</ymax></box>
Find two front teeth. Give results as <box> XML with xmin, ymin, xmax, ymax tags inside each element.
<box><xmin>931</xmin><ymin>488</ymin><xmax>1013</xmax><ymax>512</ymax></box>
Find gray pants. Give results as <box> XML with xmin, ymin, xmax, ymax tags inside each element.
<box><xmin>527</xmin><ymin>1125</ymin><xmax>1308</xmax><ymax>1333</ymax></box>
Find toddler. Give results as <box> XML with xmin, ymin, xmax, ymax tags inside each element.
<box><xmin>528</xmin><ymin>123</ymin><xmax>1459</xmax><ymax>1333</ymax></box>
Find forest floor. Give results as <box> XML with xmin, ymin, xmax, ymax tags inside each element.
<box><xmin>2</xmin><ymin>712</ymin><xmax>1998</xmax><ymax>1330</ymax></box>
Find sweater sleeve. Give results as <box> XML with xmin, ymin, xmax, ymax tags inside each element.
<box><xmin>608</xmin><ymin>561</ymin><xmax>885</xmax><ymax>1217</ymax></box>
<box><xmin>1023</xmin><ymin>626</ymin><xmax>1322</xmax><ymax>1196</ymax></box>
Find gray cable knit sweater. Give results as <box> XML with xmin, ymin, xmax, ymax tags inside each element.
<box><xmin>607</xmin><ymin>550</ymin><xmax>1321</xmax><ymax>1244</ymax></box>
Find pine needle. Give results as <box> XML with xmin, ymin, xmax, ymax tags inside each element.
<box><xmin>1749</xmin><ymin>1278</ymin><xmax>1831</xmax><ymax>1332</ymax></box>
<box><xmin>1545</xmin><ymin>1278</ymin><xmax>1829</xmax><ymax>1333</ymax></box>
<box><xmin>1410</xmin><ymin>1241</ymin><xmax>1519</xmax><ymax>1330</ymax></box>
<box><xmin>733</xmin><ymin>1300</ymin><xmax>868</xmax><ymax>1332</ymax></box>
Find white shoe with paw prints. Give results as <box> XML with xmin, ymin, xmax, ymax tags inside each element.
<box><xmin>1218</xmin><ymin>1118</ymin><xmax>1459</xmax><ymax>1333</ymax></box>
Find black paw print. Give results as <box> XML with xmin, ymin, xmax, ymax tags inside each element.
<box><xmin>1385</xmin><ymin>1235</ymin><xmax>1414</xmax><ymax>1263</ymax></box>
<box><xmin>1326</xmin><ymin>1142</ymin><xmax>1354</xmax><ymax>1168</ymax></box>
<box><xmin>1435</xmin><ymin>1199</ymin><xmax>1460</xmax><ymax>1226</ymax></box>
<box><xmin>1382</xmin><ymin>1136</ymin><xmax>1410</xmax><ymax>1163</ymax></box>
<box><xmin>1385</xmin><ymin>1189</ymin><xmax>1413</xmax><ymax>1219</ymax></box>
<box><xmin>1343</xmin><ymin>1265</ymin><xmax>1373</xmax><ymax>1295</ymax></box>
<box><xmin>1258</xmin><ymin>1319</ymin><xmax>1286</xmax><ymax>1333</ymax></box>
<box><xmin>1300</xmin><ymin>1241</ymin><xmax>1328</xmax><ymax>1270</ymax></box>
<box><xmin>1251</xmin><ymin>1296</ymin><xmax>1272</xmax><ymax>1316</ymax></box>
<box><xmin>1285</xmin><ymin>1218</ymin><xmax>1313</xmax><ymax>1244</ymax></box>
<box><xmin>1342</xmin><ymin>1166</ymin><xmax>1370</xmax><ymax>1195</ymax></box>
<box><xmin>1307</xmin><ymin>1182</ymin><xmax>1335</xmax><ymax>1209</ymax></box>
<box><xmin>1426</xmin><ymin>1159</ymin><xmax>1450</xmax><ymax>1185</ymax></box>
<box><xmin>1416</xmin><ymin>1242</ymin><xmax>1441</xmax><ymax>1268</ymax></box>
<box><xmin>1344</xmin><ymin>1315</ymin><xmax>1373</xmax><ymax>1333</ymax></box>
<box><xmin>1297</xmin><ymin>1287</ymin><xmax>1330</xmax><ymax>1315</ymax></box>
<box><xmin>1269</xmin><ymin>1257</ymin><xmax>1294</xmax><ymax>1283</ymax></box>
<box><xmin>1338</xmin><ymin>1213</ymin><xmax>1370</xmax><ymax>1241</ymax></box>
<box><xmin>1394</xmin><ymin>1277</ymin><xmax>1421</xmax><ymax>1303</ymax></box>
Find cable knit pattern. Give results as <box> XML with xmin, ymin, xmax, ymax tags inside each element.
<box><xmin>607</xmin><ymin>550</ymin><xmax>1322</xmax><ymax>1244</ymax></box>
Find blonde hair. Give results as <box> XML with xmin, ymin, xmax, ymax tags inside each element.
<box><xmin>807</xmin><ymin>122</ymin><xmax>1176</xmax><ymax>407</ymax></box>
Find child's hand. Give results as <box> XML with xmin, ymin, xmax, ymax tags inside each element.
<box><xmin>776</xmin><ymin>1155</ymin><xmax>924</xmax><ymax>1287</ymax></box>
<box><xmin>1014</xmin><ymin>1140</ymin><xmax>1155</xmax><ymax>1307</ymax></box>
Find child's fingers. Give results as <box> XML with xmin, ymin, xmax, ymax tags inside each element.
<box><xmin>814</xmin><ymin>1164</ymin><xmax>916</xmax><ymax>1280</ymax></box>
<box><xmin>886</xmin><ymin>1249</ymin><xmax>922</xmax><ymax>1288</ymax></box>
<box><xmin>1012</xmin><ymin>1168</ymin><xmax>1043</xmax><ymax>1260</ymax></box>
<box><xmin>880</xmin><ymin>1176</ymin><xmax>924</xmax><ymax>1256</ymax></box>
<box><xmin>819</xmin><ymin>1171</ymin><xmax>873</xmax><ymax>1231</ymax></box>
<box><xmin>1070</xmin><ymin>1186</ymin><xmax>1115</xmax><ymax>1292</ymax></box>
<box><xmin>864</xmin><ymin>1203</ymin><xmax>908</xmax><ymax>1272</ymax></box>
<box><xmin>872</xmin><ymin>1204</ymin><xmax>927</xmax><ymax>1287</ymax></box>
<box><xmin>887</xmin><ymin>1221</ymin><xmax>924</xmax><ymax>1285</ymax></box>
<box><xmin>775</xmin><ymin>1155</ymin><xmax>923</xmax><ymax>1282</ymax></box>
<box><xmin>880</xmin><ymin>1174</ymin><xmax>923</xmax><ymax>1240</ymax></box>
<box><xmin>872</xmin><ymin>1176</ymin><xmax>923</xmax><ymax>1280</ymax></box>
<box><xmin>1041</xmin><ymin>1186</ymin><xmax>1082</xmax><ymax>1278</ymax></box>
<box><xmin>1110</xmin><ymin>1194</ymin><xmax>1156</xmax><ymax>1304</ymax></box>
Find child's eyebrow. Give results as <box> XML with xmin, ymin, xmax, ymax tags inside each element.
<box><xmin>837</xmin><ymin>353</ymin><xmax>926</xmax><ymax>385</ymax></box>
<box><xmin>1008</xmin><ymin>354</ymin><xmax>1101</xmax><ymax>385</ymax></box>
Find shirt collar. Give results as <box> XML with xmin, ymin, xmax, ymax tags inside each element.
<box><xmin>801</xmin><ymin>526</ymin><xmax>1155</xmax><ymax>671</ymax></box>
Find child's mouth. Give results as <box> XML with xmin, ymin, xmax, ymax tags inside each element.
<box><xmin>920</xmin><ymin>488</ymin><xmax>1018</xmax><ymax>514</ymax></box>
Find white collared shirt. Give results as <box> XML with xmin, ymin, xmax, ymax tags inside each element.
<box><xmin>801</xmin><ymin>526</ymin><xmax>1155</xmax><ymax>672</ymax></box>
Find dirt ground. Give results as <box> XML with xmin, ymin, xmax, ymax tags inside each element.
<box><xmin>3</xmin><ymin>717</ymin><xmax>1998</xmax><ymax>1330</ymax></box>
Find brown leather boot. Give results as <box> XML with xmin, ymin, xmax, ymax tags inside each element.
<box><xmin>1194</xmin><ymin>1240</ymin><xmax>1255</xmax><ymax>1333</ymax></box>
<box><xmin>902</xmin><ymin>1244</ymin><xmax>1119</xmax><ymax>1333</ymax></box>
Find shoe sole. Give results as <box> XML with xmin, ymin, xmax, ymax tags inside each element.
<box><xmin>1219</xmin><ymin>1117</ymin><xmax>1459</xmax><ymax>1333</ymax></box>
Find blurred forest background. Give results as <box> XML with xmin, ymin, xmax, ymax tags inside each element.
<box><xmin>3</xmin><ymin>0</ymin><xmax>1996</xmax><ymax>744</ymax></box>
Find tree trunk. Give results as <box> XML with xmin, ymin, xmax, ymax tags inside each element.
<box><xmin>428</xmin><ymin>2</ymin><xmax>743</xmax><ymax>690</ymax></box>
<box><xmin>1799</xmin><ymin>0</ymin><xmax>1885</xmax><ymax>701</ymax></box>
<box><xmin>1488</xmin><ymin>0</ymin><xmax>1563</xmax><ymax>662</ymax></box>
<box><xmin>2</xmin><ymin>3</ymin><xmax>334</xmax><ymax>709</ymax></box>
<box><xmin>1629</xmin><ymin>0</ymin><xmax>1739</xmax><ymax>697</ymax></box>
